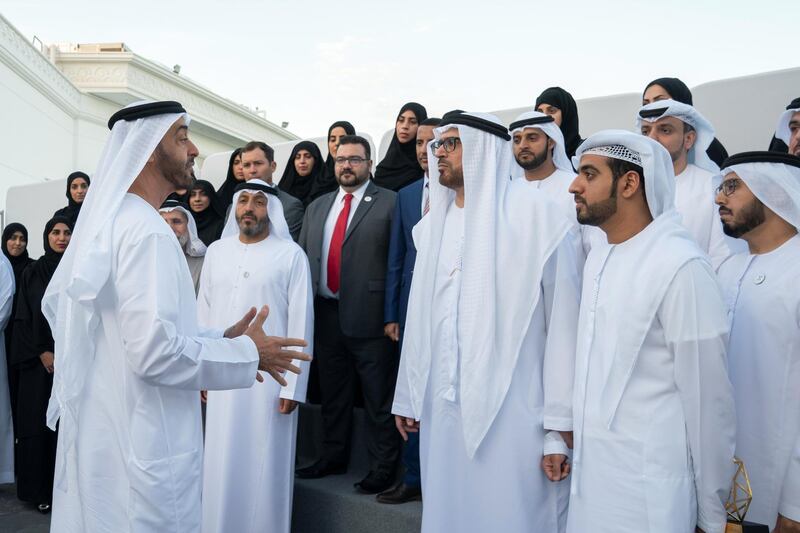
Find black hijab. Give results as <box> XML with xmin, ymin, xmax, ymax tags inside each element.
<box><xmin>309</xmin><ymin>121</ymin><xmax>356</xmax><ymax>203</ymax></box>
<box><xmin>278</xmin><ymin>141</ymin><xmax>325</xmax><ymax>206</ymax></box>
<box><xmin>535</xmin><ymin>87</ymin><xmax>583</xmax><ymax>159</ymax></box>
<box><xmin>53</xmin><ymin>171</ymin><xmax>90</xmax><ymax>226</ymax></box>
<box><xmin>216</xmin><ymin>148</ymin><xmax>244</xmax><ymax>208</ymax></box>
<box><xmin>373</xmin><ymin>102</ymin><xmax>428</xmax><ymax>191</ymax></box>
<box><xmin>643</xmin><ymin>77</ymin><xmax>729</xmax><ymax>166</ymax></box>
<box><xmin>31</xmin><ymin>216</ymin><xmax>72</xmax><ymax>287</ymax></box>
<box><xmin>10</xmin><ymin>217</ymin><xmax>71</xmax><ymax>364</ymax></box>
<box><xmin>2</xmin><ymin>223</ymin><xmax>33</xmax><ymax>284</ymax></box>
<box><xmin>189</xmin><ymin>180</ymin><xmax>225</xmax><ymax>246</ymax></box>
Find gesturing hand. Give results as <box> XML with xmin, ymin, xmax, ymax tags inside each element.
<box><xmin>224</xmin><ymin>307</ymin><xmax>258</xmax><ymax>339</ymax></box>
<box><xmin>244</xmin><ymin>306</ymin><xmax>311</xmax><ymax>386</ymax></box>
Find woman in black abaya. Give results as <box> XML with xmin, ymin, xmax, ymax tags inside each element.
<box><xmin>12</xmin><ymin>216</ymin><xmax>72</xmax><ymax>514</ymax></box>
<box><xmin>373</xmin><ymin>102</ymin><xmax>428</xmax><ymax>191</ymax></box>
<box><xmin>278</xmin><ymin>141</ymin><xmax>326</xmax><ymax>207</ymax></box>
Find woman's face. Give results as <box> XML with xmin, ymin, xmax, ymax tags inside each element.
<box><xmin>328</xmin><ymin>127</ymin><xmax>348</xmax><ymax>158</ymax></box>
<box><xmin>294</xmin><ymin>149</ymin><xmax>315</xmax><ymax>177</ymax></box>
<box><xmin>70</xmin><ymin>177</ymin><xmax>89</xmax><ymax>203</ymax></box>
<box><xmin>536</xmin><ymin>103</ymin><xmax>563</xmax><ymax>127</ymax></box>
<box><xmin>6</xmin><ymin>231</ymin><xmax>26</xmax><ymax>257</ymax></box>
<box><xmin>396</xmin><ymin>110</ymin><xmax>420</xmax><ymax>143</ymax></box>
<box><xmin>233</xmin><ymin>154</ymin><xmax>245</xmax><ymax>181</ymax></box>
<box><xmin>189</xmin><ymin>188</ymin><xmax>211</xmax><ymax>212</ymax></box>
<box><xmin>48</xmin><ymin>223</ymin><xmax>72</xmax><ymax>254</ymax></box>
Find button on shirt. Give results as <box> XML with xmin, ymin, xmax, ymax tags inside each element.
<box><xmin>319</xmin><ymin>180</ymin><xmax>371</xmax><ymax>299</ymax></box>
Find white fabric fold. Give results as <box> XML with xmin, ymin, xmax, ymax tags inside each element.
<box><xmin>220</xmin><ymin>179</ymin><xmax>292</xmax><ymax>241</ymax></box>
<box><xmin>401</xmin><ymin>112</ymin><xmax>571</xmax><ymax>458</ymax></box>
<box><xmin>159</xmin><ymin>205</ymin><xmax>207</xmax><ymax>257</ymax></box>
<box><xmin>635</xmin><ymin>99</ymin><xmax>719</xmax><ymax>174</ymax></box>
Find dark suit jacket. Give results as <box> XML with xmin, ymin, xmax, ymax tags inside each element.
<box><xmin>384</xmin><ymin>179</ymin><xmax>423</xmax><ymax>329</ymax></box>
<box><xmin>277</xmin><ymin>188</ymin><xmax>305</xmax><ymax>242</ymax></box>
<box><xmin>299</xmin><ymin>181</ymin><xmax>396</xmax><ymax>338</ymax></box>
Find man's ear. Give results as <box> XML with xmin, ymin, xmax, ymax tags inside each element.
<box><xmin>684</xmin><ymin>129</ymin><xmax>697</xmax><ymax>152</ymax></box>
<box><xmin>620</xmin><ymin>170</ymin><xmax>643</xmax><ymax>199</ymax></box>
<box><xmin>270</xmin><ymin>160</ymin><xmax>277</xmax><ymax>173</ymax></box>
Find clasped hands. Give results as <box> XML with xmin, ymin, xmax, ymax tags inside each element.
<box><xmin>224</xmin><ymin>305</ymin><xmax>311</xmax><ymax>388</ymax></box>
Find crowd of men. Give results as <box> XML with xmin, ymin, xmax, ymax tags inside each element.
<box><xmin>0</xmin><ymin>79</ymin><xmax>798</xmax><ymax>533</ymax></box>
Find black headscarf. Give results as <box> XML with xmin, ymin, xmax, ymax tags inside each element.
<box><xmin>536</xmin><ymin>87</ymin><xmax>583</xmax><ymax>159</ymax></box>
<box><xmin>53</xmin><ymin>171</ymin><xmax>90</xmax><ymax>226</ymax></box>
<box><xmin>216</xmin><ymin>148</ymin><xmax>244</xmax><ymax>208</ymax></box>
<box><xmin>189</xmin><ymin>180</ymin><xmax>225</xmax><ymax>246</ymax></box>
<box><xmin>643</xmin><ymin>77</ymin><xmax>729</xmax><ymax>166</ymax></box>
<box><xmin>10</xmin><ymin>217</ymin><xmax>71</xmax><ymax>365</ymax></box>
<box><xmin>278</xmin><ymin>141</ymin><xmax>325</xmax><ymax>206</ymax></box>
<box><xmin>31</xmin><ymin>216</ymin><xmax>72</xmax><ymax>287</ymax></box>
<box><xmin>373</xmin><ymin>102</ymin><xmax>428</xmax><ymax>191</ymax></box>
<box><xmin>309</xmin><ymin>121</ymin><xmax>356</xmax><ymax>203</ymax></box>
<box><xmin>2</xmin><ymin>223</ymin><xmax>33</xmax><ymax>284</ymax></box>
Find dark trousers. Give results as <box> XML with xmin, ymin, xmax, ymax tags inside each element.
<box><xmin>314</xmin><ymin>297</ymin><xmax>400</xmax><ymax>472</ymax></box>
<box><xmin>397</xmin><ymin>329</ymin><xmax>421</xmax><ymax>488</ymax></box>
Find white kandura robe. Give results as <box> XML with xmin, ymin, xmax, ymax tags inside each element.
<box><xmin>568</xmin><ymin>229</ymin><xmax>736</xmax><ymax>533</ymax></box>
<box><xmin>394</xmin><ymin>201</ymin><xmax>581</xmax><ymax>533</ymax></box>
<box><xmin>515</xmin><ymin>169</ymin><xmax>606</xmax><ymax>256</ymax></box>
<box><xmin>718</xmin><ymin>235</ymin><xmax>800</xmax><ymax>529</ymax></box>
<box><xmin>675</xmin><ymin>163</ymin><xmax>742</xmax><ymax>268</ymax></box>
<box><xmin>185</xmin><ymin>254</ymin><xmax>204</xmax><ymax>295</ymax></box>
<box><xmin>199</xmin><ymin>235</ymin><xmax>313</xmax><ymax>533</ymax></box>
<box><xmin>0</xmin><ymin>254</ymin><xmax>14</xmax><ymax>483</ymax></box>
<box><xmin>51</xmin><ymin>194</ymin><xmax>259</xmax><ymax>533</ymax></box>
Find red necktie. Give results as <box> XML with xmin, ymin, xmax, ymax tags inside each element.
<box><xmin>326</xmin><ymin>193</ymin><xmax>353</xmax><ymax>294</ymax></box>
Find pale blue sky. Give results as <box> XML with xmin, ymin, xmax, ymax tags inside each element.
<box><xmin>3</xmin><ymin>0</ymin><xmax>797</xmax><ymax>140</ymax></box>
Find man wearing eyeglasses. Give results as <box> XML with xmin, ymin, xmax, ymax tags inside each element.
<box><xmin>715</xmin><ymin>151</ymin><xmax>800</xmax><ymax>532</ymax></box>
<box><xmin>297</xmin><ymin>135</ymin><xmax>400</xmax><ymax>495</ymax></box>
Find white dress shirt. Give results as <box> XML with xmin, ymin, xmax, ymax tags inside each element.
<box><xmin>319</xmin><ymin>179</ymin><xmax>371</xmax><ymax>299</ymax></box>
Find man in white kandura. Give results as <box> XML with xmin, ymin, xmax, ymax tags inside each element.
<box><xmin>637</xmin><ymin>99</ymin><xmax>742</xmax><ymax>268</ymax></box>
<box><xmin>42</xmin><ymin>101</ymin><xmax>310</xmax><ymax>533</ymax></box>
<box><xmin>566</xmin><ymin>130</ymin><xmax>736</xmax><ymax>533</ymax></box>
<box><xmin>199</xmin><ymin>179</ymin><xmax>313</xmax><ymax>533</ymax></box>
<box><xmin>510</xmin><ymin>109</ymin><xmax>604</xmax><ymax>258</ymax></box>
<box><xmin>715</xmin><ymin>151</ymin><xmax>800</xmax><ymax>532</ymax></box>
<box><xmin>393</xmin><ymin>111</ymin><xmax>581</xmax><ymax>533</ymax></box>
<box><xmin>159</xmin><ymin>198</ymin><xmax>207</xmax><ymax>294</ymax></box>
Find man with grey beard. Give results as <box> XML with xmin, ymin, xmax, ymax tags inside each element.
<box><xmin>160</xmin><ymin>198</ymin><xmax>207</xmax><ymax>294</ymax></box>
<box><xmin>200</xmin><ymin>178</ymin><xmax>313</xmax><ymax>533</ymax></box>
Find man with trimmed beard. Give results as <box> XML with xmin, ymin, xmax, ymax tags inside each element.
<box><xmin>637</xmin><ymin>99</ymin><xmax>741</xmax><ymax>268</ymax></box>
<box><xmin>393</xmin><ymin>112</ymin><xmax>581</xmax><ymax>532</ymax></box>
<box><xmin>297</xmin><ymin>135</ymin><xmax>398</xmax><ymax>494</ymax></box>
<box><xmin>715</xmin><ymin>151</ymin><xmax>800</xmax><ymax>532</ymax></box>
<box><xmin>566</xmin><ymin>130</ymin><xmax>735</xmax><ymax>533</ymax></box>
<box><xmin>772</xmin><ymin>97</ymin><xmax>800</xmax><ymax>156</ymax></box>
<box><xmin>200</xmin><ymin>179</ymin><xmax>313</xmax><ymax>533</ymax></box>
<box><xmin>43</xmin><ymin>101</ymin><xmax>310</xmax><ymax>532</ymax></box>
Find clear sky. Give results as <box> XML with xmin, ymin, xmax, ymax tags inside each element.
<box><xmin>3</xmin><ymin>0</ymin><xmax>797</xmax><ymax>141</ymax></box>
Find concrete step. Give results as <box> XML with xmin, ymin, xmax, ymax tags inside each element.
<box><xmin>292</xmin><ymin>404</ymin><xmax>422</xmax><ymax>533</ymax></box>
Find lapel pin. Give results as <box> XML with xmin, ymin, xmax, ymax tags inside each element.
<box><xmin>364</xmin><ymin>196</ymin><xmax>372</xmax><ymax>202</ymax></box>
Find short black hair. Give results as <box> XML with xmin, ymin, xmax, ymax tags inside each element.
<box><xmin>241</xmin><ymin>141</ymin><xmax>275</xmax><ymax>163</ymax></box>
<box><xmin>608</xmin><ymin>157</ymin><xmax>646</xmax><ymax>204</ymax></box>
<box><xmin>421</xmin><ymin>117</ymin><xmax>442</xmax><ymax>127</ymax></box>
<box><xmin>338</xmin><ymin>135</ymin><xmax>371</xmax><ymax>160</ymax></box>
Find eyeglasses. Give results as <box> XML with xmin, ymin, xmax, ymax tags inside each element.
<box><xmin>716</xmin><ymin>178</ymin><xmax>741</xmax><ymax>197</ymax></box>
<box><xmin>334</xmin><ymin>156</ymin><xmax>367</xmax><ymax>166</ymax></box>
<box><xmin>431</xmin><ymin>137</ymin><xmax>461</xmax><ymax>153</ymax></box>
